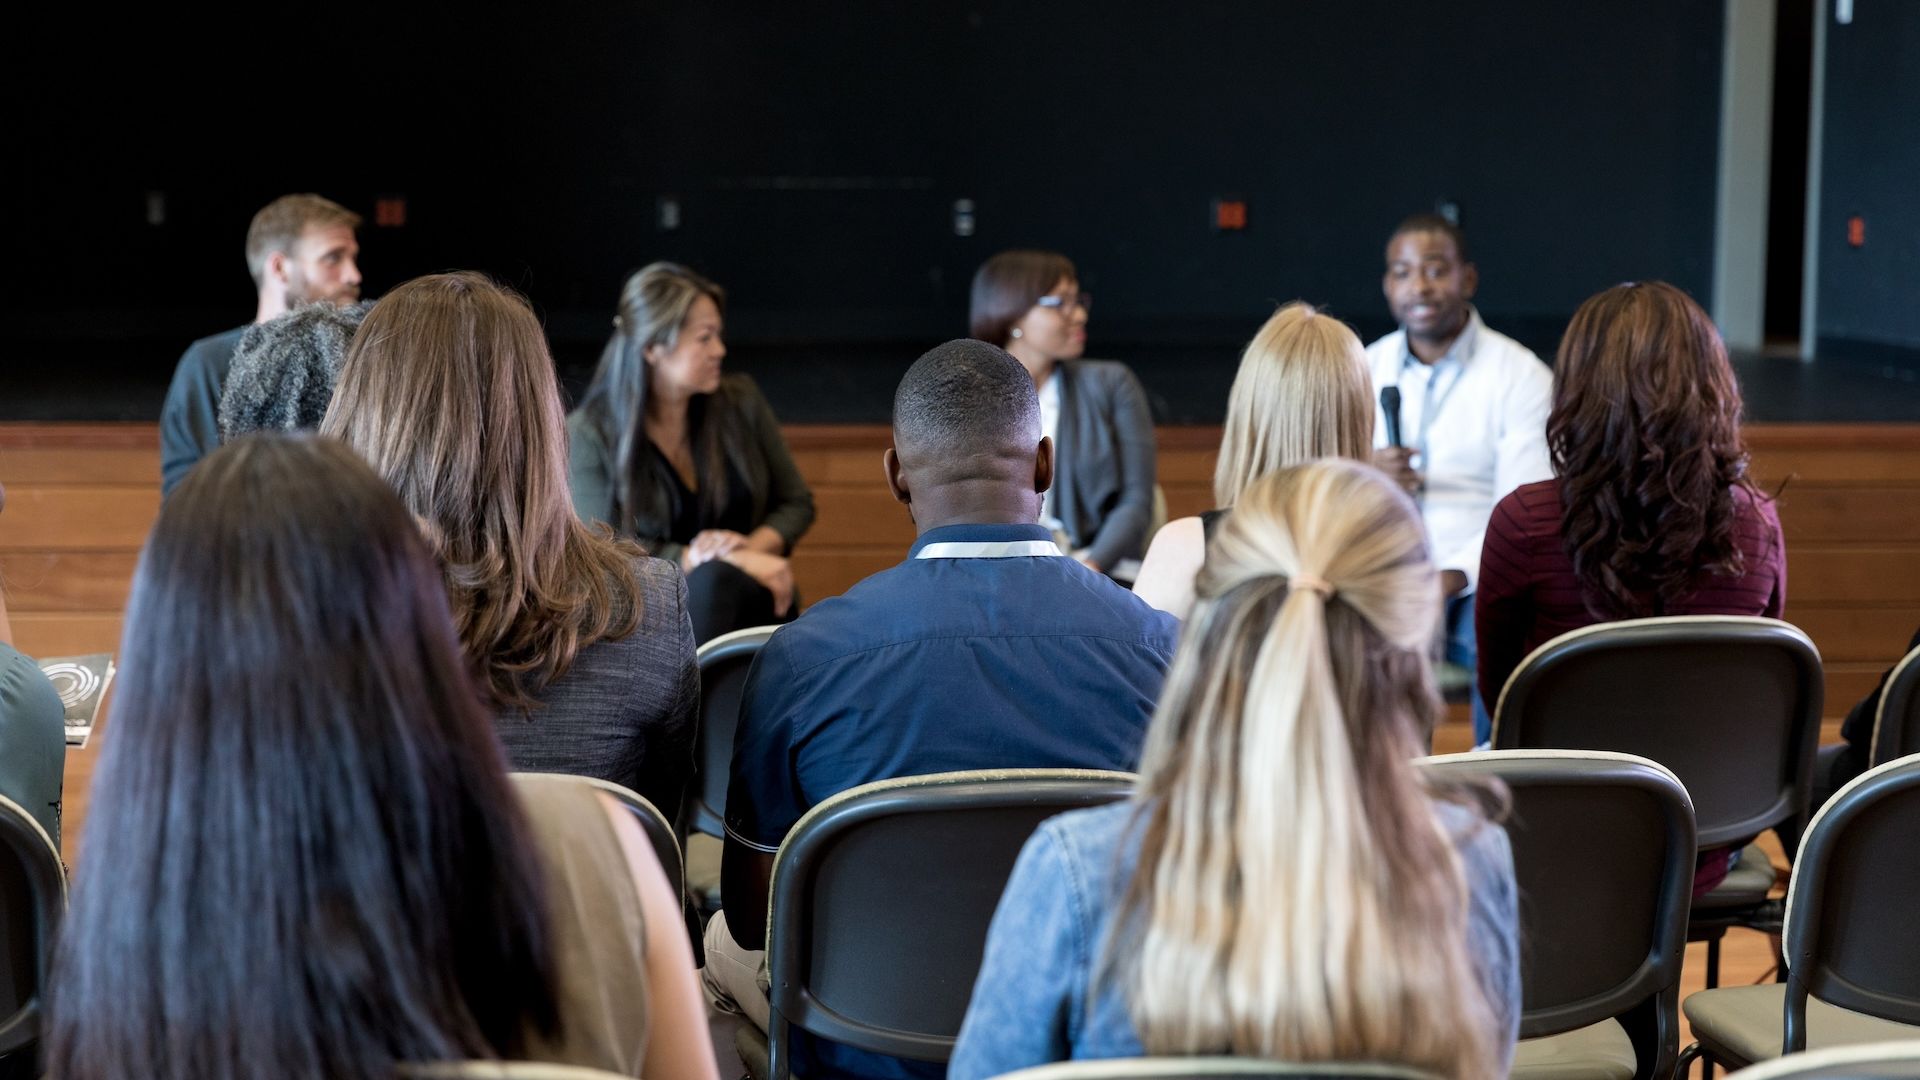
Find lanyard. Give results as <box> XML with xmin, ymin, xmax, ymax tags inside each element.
<box><xmin>915</xmin><ymin>540</ymin><xmax>1065</xmax><ymax>560</ymax></box>
<box><xmin>1410</xmin><ymin>357</ymin><xmax>1468</xmax><ymax>466</ymax></box>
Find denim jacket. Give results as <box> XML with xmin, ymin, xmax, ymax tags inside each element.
<box><xmin>949</xmin><ymin>799</ymin><xmax>1521</xmax><ymax>1079</ymax></box>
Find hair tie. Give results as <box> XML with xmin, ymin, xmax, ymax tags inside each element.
<box><xmin>1289</xmin><ymin>572</ymin><xmax>1335</xmax><ymax>599</ymax></box>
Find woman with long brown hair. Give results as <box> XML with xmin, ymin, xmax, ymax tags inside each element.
<box><xmin>47</xmin><ymin>435</ymin><xmax>716</xmax><ymax>1080</ymax></box>
<box><xmin>570</xmin><ymin>263</ymin><xmax>814</xmax><ymax>643</ymax></box>
<box><xmin>322</xmin><ymin>272</ymin><xmax>698</xmax><ymax>818</ymax></box>
<box><xmin>1476</xmin><ymin>281</ymin><xmax>1784</xmax><ymax>697</ymax></box>
<box><xmin>1131</xmin><ymin>302</ymin><xmax>1374</xmax><ymax>618</ymax></box>
<box><xmin>951</xmin><ymin>460</ymin><xmax>1519</xmax><ymax>1079</ymax></box>
<box><xmin>1476</xmin><ymin>281</ymin><xmax>1783</xmax><ymax>888</ymax></box>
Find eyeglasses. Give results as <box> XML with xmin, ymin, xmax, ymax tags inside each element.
<box><xmin>1034</xmin><ymin>291</ymin><xmax>1092</xmax><ymax>313</ymax></box>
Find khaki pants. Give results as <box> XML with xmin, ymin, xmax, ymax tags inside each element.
<box><xmin>702</xmin><ymin>910</ymin><xmax>771</xmax><ymax>1032</ymax></box>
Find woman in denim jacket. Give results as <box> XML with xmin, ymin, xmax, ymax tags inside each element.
<box><xmin>951</xmin><ymin>460</ymin><xmax>1520</xmax><ymax>1080</ymax></box>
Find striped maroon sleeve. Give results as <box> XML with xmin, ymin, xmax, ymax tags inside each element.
<box><xmin>1477</xmin><ymin>490</ymin><xmax>1539</xmax><ymax>714</ymax></box>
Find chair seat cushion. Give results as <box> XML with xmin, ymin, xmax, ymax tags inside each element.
<box><xmin>1510</xmin><ymin>1019</ymin><xmax>1637</xmax><ymax>1080</ymax></box>
<box><xmin>1682</xmin><ymin>984</ymin><xmax>1920</xmax><ymax>1067</ymax></box>
<box><xmin>1693</xmin><ymin>843</ymin><xmax>1778</xmax><ymax>911</ymax></box>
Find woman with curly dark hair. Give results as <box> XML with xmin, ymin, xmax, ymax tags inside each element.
<box><xmin>1475</xmin><ymin>281</ymin><xmax>1784</xmax><ymax>889</ymax></box>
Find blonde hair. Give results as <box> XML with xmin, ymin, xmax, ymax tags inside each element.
<box><xmin>1212</xmin><ymin>303</ymin><xmax>1373</xmax><ymax>507</ymax></box>
<box><xmin>1118</xmin><ymin>459</ymin><xmax>1499</xmax><ymax>1078</ymax></box>
<box><xmin>321</xmin><ymin>272</ymin><xmax>643</xmax><ymax>710</ymax></box>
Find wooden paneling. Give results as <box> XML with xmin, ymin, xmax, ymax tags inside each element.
<box><xmin>1</xmin><ymin>488</ymin><xmax>159</xmax><ymax>551</ymax></box>
<box><xmin>1784</xmin><ymin>548</ymin><xmax>1920</xmax><ymax>604</ymax></box>
<box><xmin>0</xmin><ymin>553</ymin><xmax>138</xmax><ymax>611</ymax></box>
<box><xmin>1772</xmin><ymin>488</ymin><xmax>1920</xmax><ymax>543</ymax></box>
<box><xmin>803</xmin><ymin>488</ymin><xmax>917</xmax><ymax>548</ymax></box>
<box><xmin>9</xmin><ymin>614</ymin><xmax>125</xmax><ymax>658</ymax></box>
<box><xmin>1785</xmin><ymin>607</ymin><xmax>1920</xmax><ymax>664</ymax></box>
<box><xmin>4</xmin><ymin>420</ymin><xmax>1918</xmax><ymax>857</ymax></box>
<box><xmin>790</xmin><ymin>548</ymin><xmax>902</xmax><ymax>603</ymax></box>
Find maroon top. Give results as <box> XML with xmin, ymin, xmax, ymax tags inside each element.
<box><xmin>1475</xmin><ymin>479</ymin><xmax>1787</xmax><ymax>709</ymax></box>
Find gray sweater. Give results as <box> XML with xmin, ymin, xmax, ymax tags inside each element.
<box><xmin>491</xmin><ymin>556</ymin><xmax>699</xmax><ymax>818</ymax></box>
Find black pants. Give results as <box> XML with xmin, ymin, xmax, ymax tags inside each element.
<box><xmin>685</xmin><ymin>560</ymin><xmax>795</xmax><ymax>646</ymax></box>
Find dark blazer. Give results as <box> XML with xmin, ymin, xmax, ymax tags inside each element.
<box><xmin>567</xmin><ymin>374</ymin><xmax>815</xmax><ymax>565</ymax></box>
<box><xmin>1052</xmin><ymin>360</ymin><xmax>1157</xmax><ymax>569</ymax></box>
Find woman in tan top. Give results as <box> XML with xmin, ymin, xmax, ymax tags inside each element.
<box><xmin>46</xmin><ymin>435</ymin><xmax>717</xmax><ymax>1080</ymax></box>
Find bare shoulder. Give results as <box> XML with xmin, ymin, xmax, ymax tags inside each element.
<box><xmin>1132</xmin><ymin>516</ymin><xmax>1207</xmax><ymax>618</ymax></box>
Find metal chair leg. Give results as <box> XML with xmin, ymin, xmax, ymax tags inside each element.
<box><xmin>1676</xmin><ymin>1042</ymin><xmax>1703</xmax><ymax>1079</ymax></box>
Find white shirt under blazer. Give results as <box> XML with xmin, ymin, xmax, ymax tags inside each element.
<box><xmin>1366</xmin><ymin>307</ymin><xmax>1554</xmax><ymax>591</ymax></box>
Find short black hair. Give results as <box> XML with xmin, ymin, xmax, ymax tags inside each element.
<box><xmin>1389</xmin><ymin>213</ymin><xmax>1471</xmax><ymax>264</ymax></box>
<box><xmin>892</xmin><ymin>339</ymin><xmax>1039</xmax><ymax>462</ymax></box>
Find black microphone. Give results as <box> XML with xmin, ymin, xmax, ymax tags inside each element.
<box><xmin>1380</xmin><ymin>385</ymin><xmax>1404</xmax><ymax>449</ymax></box>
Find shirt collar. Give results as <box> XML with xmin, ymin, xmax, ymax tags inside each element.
<box><xmin>1400</xmin><ymin>305</ymin><xmax>1483</xmax><ymax>372</ymax></box>
<box><xmin>908</xmin><ymin>522</ymin><xmax>1057</xmax><ymax>558</ymax></box>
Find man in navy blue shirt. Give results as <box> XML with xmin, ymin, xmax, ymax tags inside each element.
<box><xmin>704</xmin><ymin>339</ymin><xmax>1179</xmax><ymax>1080</ymax></box>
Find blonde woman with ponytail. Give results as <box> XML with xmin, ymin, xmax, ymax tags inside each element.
<box><xmin>951</xmin><ymin>459</ymin><xmax>1519</xmax><ymax>1079</ymax></box>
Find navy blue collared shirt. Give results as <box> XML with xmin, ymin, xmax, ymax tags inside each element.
<box><xmin>725</xmin><ymin>522</ymin><xmax>1180</xmax><ymax>1080</ymax></box>
<box><xmin>728</xmin><ymin>522</ymin><xmax>1178</xmax><ymax>852</ymax></box>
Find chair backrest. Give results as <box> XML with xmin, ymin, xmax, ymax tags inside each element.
<box><xmin>690</xmin><ymin>625</ymin><xmax>780</xmax><ymax>838</ymax></box>
<box><xmin>1782</xmin><ymin>756</ymin><xmax>1920</xmax><ymax>1052</ymax></box>
<box><xmin>512</xmin><ymin>773</ymin><xmax>683</xmax><ymax>900</ymax></box>
<box><xmin>403</xmin><ymin>1062</ymin><xmax>637</xmax><ymax>1079</ymax></box>
<box><xmin>765</xmin><ymin>769</ymin><xmax>1135</xmax><ymax>1075</ymax></box>
<box><xmin>991</xmin><ymin>1059</ymin><xmax>1446</xmax><ymax>1080</ymax></box>
<box><xmin>1417</xmin><ymin>751</ymin><xmax>1694</xmax><ymax>1074</ymax></box>
<box><xmin>1869</xmin><ymin>645</ymin><xmax>1920</xmax><ymax>768</ymax></box>
<box><xmin>0</xmin><ymin>794</ymin><xmax>65</xmax><ymax>1060</ymax></box>
<box><xmin>1726</xmin><ymin>1039</ymin><xmax>1920</xmax><ymax>1079</ymax></box>
<box><xmin>1492</xmin><ymin>616</ymin><xmax>1822</xmax><ymax>848</ymax></box>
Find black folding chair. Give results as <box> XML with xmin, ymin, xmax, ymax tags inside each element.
<box><xmin>746</xmin><ymin>769</ymin><xmax>1135</xmax><ymax>1080</ymax></box>
<box><xmin>1868</xmin><ymin>646</ymin><xmax>1920</xmax><ymax>767</ymax></box>
<box><xmin>1683</xmin><ymin>756</ymin><xmax>1920</xmax><ymax>1074</ymax></box>
<box><xmin>987</xmin><ymin>1059</ymin><xmax>1445</xmax><ymax>1080</ymax></box>
<box><xmin>0</xmin><ymin>794</ymin><xmax>65</xmax><ymax>1078</ymax></box>
<box><xmin>689</xmin><ymin>625</ymin><xmax>781</xmax><ymax>840</ymax></box>
<box><xmin>402</xmin><ymin>1062</ymin><xmax>650</xmax><ymax>1079</ymax></box>
<box><xmin>1420</xmin><ymin>750</ymin><xmax>1695</xmax><ymax>1080</ymax></box>
<box><xmin>1724</xmin><ymin>1040</ymin><xmax>1920</xmax><ymax>1079</ymax></box>
<box><xmin>1493</xmin><ymin>616</ymin><xmax>1823</xmax><ymax>990</ymax></box>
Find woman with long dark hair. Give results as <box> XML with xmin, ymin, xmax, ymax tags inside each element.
<box><xmin>323</xmin><ymin>272</ymin><xmax>698</xmax><ymax>817</ymax></box>
<box><xmin>1476</xmin><ymin>281</ymin><xmax>1784</xmax><ymax>888</ymax></box>
<box><xmin>970</xmin><ymin>250</ymin><xmax>1156</xmax><ymax>576</ymax></box>
<box><xmin>45</xmin><ymin>435</ymin><xmax>717</xmax><ymax>1080</ymax></box>
<box><xmin>952</xmin><ymin>461</ymin><xmax>1519</xmax><ymax>1079</ymax></box>
<box><xmin>569</xmin><ymin>263</ymin><xmax>815</xmax><ymax>643</ymax></box>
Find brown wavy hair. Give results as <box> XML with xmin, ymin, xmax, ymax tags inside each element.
<box><xmin>322</xmin><ymin>272</ymin><xmax>643</xmax><ymax>709</ymax></box>
<box><xmin>1548</xmin><ymin>281</ymin><xmax>1761</xmax><ymax>619</ymax></box>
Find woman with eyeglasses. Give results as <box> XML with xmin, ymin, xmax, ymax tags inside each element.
<box><xmin>970</xmin><ymin>251</ymin><xmax>1156</xmax><ymax>576</ymax></box>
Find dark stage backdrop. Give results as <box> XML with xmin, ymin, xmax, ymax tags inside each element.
<box><xmin>6</xmin><ymin>1</ymin><xmax>1727</xmax><ymax>422</ymax></box>
<box><xmin>1810</xmin><ymin>0</ymin><xmax>1920</xmax><ymax>359</ymax></box>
